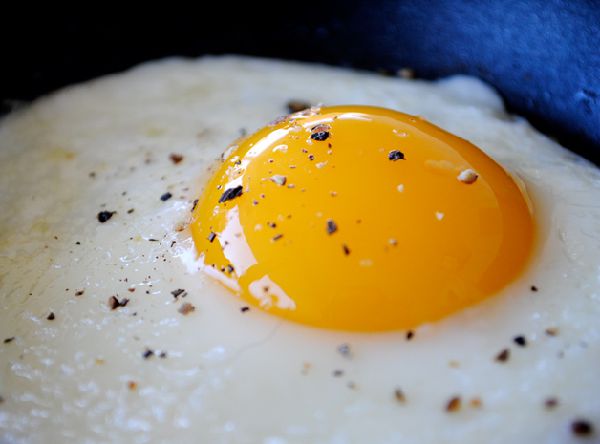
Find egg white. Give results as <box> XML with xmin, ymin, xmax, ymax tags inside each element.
<box><xmin>0</xmin><ymin>56</ymin><xmax>599</xmax><ymax>444</ymax></box>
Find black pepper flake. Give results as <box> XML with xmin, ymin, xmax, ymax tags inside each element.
<box><xmin>171</xmin><ymin>288</ymin><xmax>187</xmax><ymax>299</ymax></box>
<box><xmin>108</xmin><ymin>296</ymin><xmax>130</xmax><ymax>310</ymax></box>
<box><xmin>225</xmin><ymin>264</ymin><xmax>235</xmax><ymax>273</ymax></box>
<box><xmin>272</xmin><ymin>234</ymin><xmax>283</xmax><ymax>242</ymax></box>
<box><xmin>287</xmin><ymin>100</ymin><xmax>311</xmax><ymax>114</ymax></box>
<box><xmin>142</xmin><ymin>348</ymin><xmax>154</xmax><ymax>359</ymax></box>
<box><xmin>544</xmin><ymin>397</ymin><xmax>559</xmax><ymax>410</ymax></box>
<box><xmin>530</xmin><ymin>285</ymin><xmax>538</xmax><ymax>292</ymax></box>
<box><xmin>191</xmin><ymin>199</ymin><xmax>199</xmax><ymax>212</ymax></box>
<box><xmin>311</xmin><ymin>131</ymin><xmax>330</xmax><ymax>142</ymax></box>
<box><xmin>342</xmin><ymin>244</ymin><xmax>351</xmax><ymax>255</ymax></box>
<box><xmin>495</xmin><ymin>348</ymin><xmax>510</xmax><ymax>363</ymax></box>
<box><xmin>97</xmin><ymin>211</ymin><xmax>116</xmax><ymax>223</ymax></box>
<box><xmin>326</xmin><ymin>219</ymin><xmax>338</xmax><ymax>235</ymax></box>
<box><xmin>571</xmin><ymin>419</ymin><xmax>594</xmax><ymax>437</ymax></box>
<box><xmin>47</xmin><ymin>312</ymin><xmax>55</xmax><ymax>321</ymax></box>
<box><xmin>332</xmin><ymin>369</ymin><xmax>344</xmax><ymax>377</ymax></box>
<box><xmin>159</xmin><ymin>351</ymin><xmax>167</xmax><ymax>359</ymax></box>
<box><xmin>406</xmin><ymin>330</ymin><xmax>415</xmax><ymax>340</ymax></box>
<box><xmin>513</xmin><ymin>335</ymin><xmax>527</xmax><ymax>347</ymax></box>
<box><xmin>3</xmin><ymin>337</ymin><xmax>14</xmax><ymax>344</ymax></box>
<box><xmin>219</xmin><ymin>185</ymin><xmax>243</xmax><ymax>203</ymax></box>
<box><xmin>388</xmin><ymin>150</ymin><xmax>405</xmax><ymax>161</ymax></box>
<box><xmin>240</xmin><ymin>306</ymin><xmax>250</xmax><ymax>313</ymax></box>
<box><xmin>127</xmin><ymin>208</ymin><xmax>135</xmax><ymax>214</ymax></box>
<box><xmin>337</xmin><ymin>343</ymin><xmax>352</xmax><ymax>358</ymax></box>
<box><xmin>160</xmin><ymin>192</ymin><xmax>172</xmax><ymax>201</ymax></box>
<box><xmin>75</xmin><ymin>290</ymin><xmax>85</xmax><ymax>296</ymax></box>
<box><xmin>208</xmin><ymin>232</ymin><xmax>217</xmax><ymax>243</ymax></box>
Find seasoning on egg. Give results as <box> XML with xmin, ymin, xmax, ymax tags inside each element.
<box><xmin>127</xmin><ymin>381</ymin><xmax>138</xmax><ymax>391</ymax></box>
<box><xmin>513</xmin><ymin>335</ymin><xmax>527</xmax><ymax>347</ymax></box>
<box><xmin>160</xmin><ymin>192</ymin><xmax>172</xmax><ymax>201</ymax></box>
<box><xmin>142</xmin><ymin>348</ymin><xmax>154</xmax><ymax>359</ymax></box>
<box><xmin>169</xmin><ymin>153</ymin><xmax>184</xmax><ymax>164</ymax></box>
<box><xmin>97</xmin><ymin>211</ymin><xmax>116</xmax><ymax>223</ymax></box>
<box><xmin>469</xmin><ymin>398</ymin><xmax>483</xmax><ymax>409</ymax></box>
<box><xmin>445</xmin><ymin>396</ymin><xmax>462</xmax><ymax>412</ymax></box>
<box><xmin>287</xmin><ymin>100</ymin><xmax>311</xmax><ymax>114</ymax></box>
<box><xmin>495</xmin><ymin>348</ymin><xmax>510</xmax><ymax>363</ymax></box>
<box><xmin>457</xmin><ymin>168</ymin><xmax>479</xmax><ymax>184</ymax></box>
<box><xmin>268</xmin><ymin>115</ymin><xmax>288</xmax><ymax>127</ymax></box>
<box><xmin>342</xmin><ymin>244</ymin><xmax>351</xmax><ymax>255</ymax></box>
<box><xmin>272</xmin><ymin>234</ymin><xmax>284</xmax><ymax>242</ymax></box>
<box><xmin>544</xmin><ymin>397</ymin><xmax>559</xmax><ymax>410</ymax></box>
<box><xmin>388</xmin><ymin>150</ymin><xmax>405</xmax><ymax>161</ymax></box>
<box><xmin>301</xmin><ymin>362</ymin><xmax>312</xmax><ymax>375</ymax></box>
<box><xmin>545</xmin><ymin>327</ymin><xmax>559</xmax><ymax>337</ymax></box>
<box><xmin>3</xmin><ymin>337</ymin><xmax>14</xmax><ymax>344</ymax></box>
<box><xmin>225</xmin><ymin>264</ymin><xmax>235</xmax><ymax>273</ymax></box>
<box><xmin>191</xmin><ymin>199</ymin><xmax>199</xmax><ymax>212</ymax></box>
<box><xmin>108</xmin><ymin>296</ymin><xmax>130</xmax><ymax>310</ymax></box>
<box><xmin>270</xmin><ymin>175</ymin><xmax>287</xmax><ymax>186</ymax></box>
<box><xmin>326</xmin><ymin>219</ymin><xmax>338</xmax><ymax>235</ymax></box>
<box><xmin>171</xmin><ymin>289</ymin><xmax>187</xmax><ymax>299</ymax></box>
<box><xmin>332</xmin><ymin>369</ymin><xmax>344</xmax><ymax>377</ymax></box>
<box><xmin>394</xmin><ymin>388</ymin><xmax>407</xmax><ymax>404</ymax></box>
<box><xmin>75</xmin><ymin>290</ymin><xmax>85</xmax><ymax>296</ymax></box>
<box><xmin>337</xmin><ymin>343</ymin><xmax>352</xmax><ymax>358</ymax></box>
<box><xmin>310</xmin><ymin>129</ymin><xmax>330</xmax><ymax>142</ymax></box>
<box><xmin>46</xmin><ymin>312</ymin><xmax>55</xmax><ymax>321</ymax></box>
<box><xmin>531</xmin><ymin>285</ymin><xmax>539</xmax><ymax>292</ymax></box>
<box><xmin>240</xmin><ymin>306</ymin><xmax>250</xmax><ymax>313</ymax></box>
<box><xmin>218</xmin><ymin>185</ymin><xmax>243</xmax><ymax>203</ymax></box>
<box><xmin>207</xmin><ymin>232</ymin><xmax>217</xmax><ymax>243</ymax></box>
<box><xmin>406</xmin><ymin>330</ymin><xmax>415</xmax><ymax>340</ymax></box>
<box><xmin>178</xmin><ymin>303</ymin><xmax>196</xmax><ymax>315</ymax></box>
<box><xmin>571</xmin><ymin>419</ymin><xmax>594</xmax><ymax>437</ymax></box>
<box><xmin>127</xmin><ymin>208</ymin><xmax>135</xmax><ymax>214</ymax></box>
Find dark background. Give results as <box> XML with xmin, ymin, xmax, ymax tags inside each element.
<box><xmin>1</xmin><ymin>1</ymin><xmax>599</xmax><ymax>163</ymax></box>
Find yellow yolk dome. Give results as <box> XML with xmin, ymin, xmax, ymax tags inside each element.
<box><xmin>191</xmin><ymin>105</ymin><xmax>534</xmax><ymax>332</ymax></box>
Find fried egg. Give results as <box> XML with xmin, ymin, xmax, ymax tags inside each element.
<box><xmin>0</xmin><ymin>55</ymin><xmax>599</xmax><ymax>444</ymax></box>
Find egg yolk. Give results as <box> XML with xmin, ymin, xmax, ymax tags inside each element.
<box><xmin>191</xmin><ymin>105</ymin><xmax>534</xmax><ymax>331</ymax></box>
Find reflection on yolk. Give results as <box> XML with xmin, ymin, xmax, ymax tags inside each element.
<box><xmin>191</xmin><ymin>105</ymin><xmax>534</xmax><ymax>331</ymax></box>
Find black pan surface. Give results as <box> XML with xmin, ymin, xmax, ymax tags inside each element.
<box><xmin>1</xmin><ymin>1</ymin><xmax>599</xmax><ymax>164</ymax></box>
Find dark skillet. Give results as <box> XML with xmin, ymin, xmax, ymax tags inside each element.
<box><xmin>1</xmin><ymin>2</ymin><xmax>598</xmax><ymax>165</ymax></box>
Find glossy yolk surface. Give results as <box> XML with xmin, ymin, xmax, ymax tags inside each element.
<box><xmin>191</xmin><ymin>106</ymin><xmax>534</xmax><ymax>331</ymax></box>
